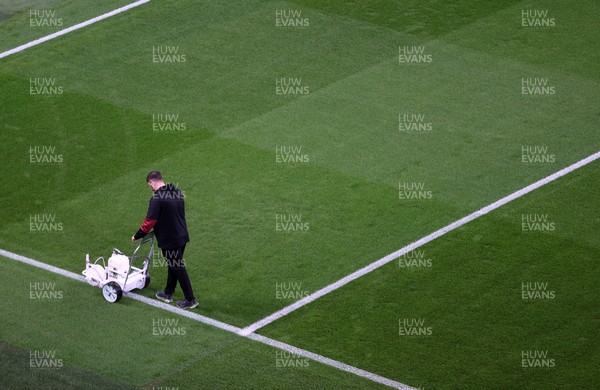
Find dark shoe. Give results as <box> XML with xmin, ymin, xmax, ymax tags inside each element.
<box><xmin>155</xmin><ymin>291</ymin><xmax>173</xmax><ymax>303</ymax></box>
<box><xmin>176</xmin><ymin>299</ymin><xmax>199</xmax><ymax>309</ymax></box>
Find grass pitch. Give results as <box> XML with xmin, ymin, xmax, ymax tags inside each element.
<box><xmin>1</xmin><ymin>0</ymin><xmax>598</xmax><ymax>389</ymax></box>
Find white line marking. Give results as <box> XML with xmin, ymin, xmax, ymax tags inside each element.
<box><xmin>0</xmin><ymin>0</ymin><xmax>151</xmax><ymax>59</ymax></box>
<box><xmin>247</xmin><ymin>333</ymin><xmax>415</xmax><ymax>390</ymax></box>
<box><xmin>0</xmin><ymin>248</ymin><xmax>86</xmax><ymax>281</ymax></box>
<box><xmin>0</xmin><ymin>249</ymin><xmax>413</xmax><ymax>389</ymax></box>
<box><xmin>240</xmin><ymin>151</ymin><xmax>600</xmax><ymax>335</ymax></box>
<box><xmin>124</xmin><ymin>291</ymin><xmax>242</xmax><ymax>335</ymax></box>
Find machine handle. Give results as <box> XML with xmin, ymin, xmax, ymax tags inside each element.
<box><xmin>132</xmin><ymin>232</ymin><xmax>155</xmax><ymax>259</ymax></box>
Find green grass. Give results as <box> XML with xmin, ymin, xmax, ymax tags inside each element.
<box><xmin>0</xmin><ymin>0</ymin><xmax>598</xmax><ymax>388</ymax></box>
<box><xmin>0</xmin><ymin>260</ymin><xmax>386</xmax><ymax>389</ymax></box>
<box><xmin>262</xmin><ymin>160</ymin><xmax>600</xmax><ymax>389</ymax></box>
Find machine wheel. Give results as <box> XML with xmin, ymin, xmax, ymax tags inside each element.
<box><xmin>102</xmin><ymin>281</ymin><xmax>122</xmax><ymax>303</ymax></box>
<box><xmin>143</xmin><ymin>275</ymin><xmax>151</xmax><ymax>289</ymax></box>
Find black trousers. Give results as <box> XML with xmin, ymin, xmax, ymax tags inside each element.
<box><xmin>161</xmin><ymin>245</ymin><xmax>195</xmax><ymax>301</ymax></box>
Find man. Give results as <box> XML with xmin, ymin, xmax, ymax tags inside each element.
<box><xmin>132</xmin><ymin>171</ymin><xmax>198</xmax><ymax>309</ymax></box>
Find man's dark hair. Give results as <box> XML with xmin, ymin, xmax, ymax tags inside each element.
<box><xmin>146</xmin><ymin>171</ymin><xmax>163</xmax><ymax>182</ymax></box>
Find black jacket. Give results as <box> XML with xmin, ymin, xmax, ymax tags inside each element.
<box><xmin>134</xmin><ymin>184</ymin><xmax>189</xmax><ymax>249</ymax></box>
